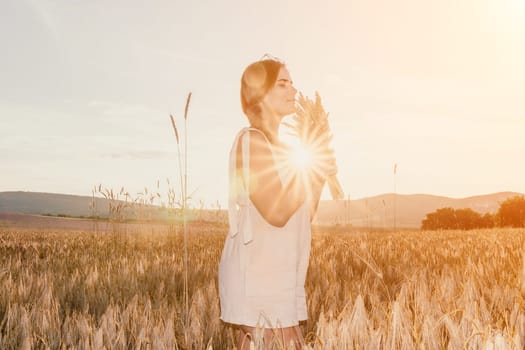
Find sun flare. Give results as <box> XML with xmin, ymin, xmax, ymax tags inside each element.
<box><xmin>289</xmin><ymin>144</ymin><xmax>313</xmax><ymax>171</ymax></box>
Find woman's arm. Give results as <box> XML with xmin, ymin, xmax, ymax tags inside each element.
<box><xmin>307</xmin><ymin>148</ymin><xmax>337</xmax><ymax>221</ymax></box>
<box><xmin>239</xmin><ymin>130</ymin><xmax>306</xmax><ymax>227</ymax></box>
<box><xmin>307</xmin><ymin>173</ymin><xmax>325</xmax><ymax>221</ymax></box>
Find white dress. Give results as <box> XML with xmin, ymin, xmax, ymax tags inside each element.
<box><xmin>218</xmin><ymin>127</ymin><xmax>312</xmax><ymax>328</ymax></box>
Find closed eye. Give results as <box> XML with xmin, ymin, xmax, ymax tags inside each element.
<box><xmin>277</xmin><ymin>78</ymin><xmax>293</xmax><ymax>87</ymax></box>
<box><xmin>278</xmin><ymin>78</ymin><xmax>292</xmax><ymax>83</ymax></box>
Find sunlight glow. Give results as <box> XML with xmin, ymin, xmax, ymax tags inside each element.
<box><xmin>289</xmin><ymin>144</ymin><xmax>313</xmax><ymax>171</ymax></box>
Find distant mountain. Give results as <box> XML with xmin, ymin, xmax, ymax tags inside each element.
<box><xmin>0</xmin><ymin>191</ymin><xmax>223</xmax><ymax>223</ymax></box>
<box><xmin>315</xmin><ymin>192</ymin><xmax>524</xmax><ymax>228</ymax></box>
<box><xmin>0</xmin><ymin>191</ymin><xmax>109</xmax><ymax>217</ymax></box>
<box><xmin>1</xmin><ymin>191</ymin><xmax>523</xmax><ymax>228</ymax></box>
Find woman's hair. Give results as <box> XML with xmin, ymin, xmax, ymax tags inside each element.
<box><xmin>240</xmin><ymin>58</ymin><xmax>284</xmax><ymax>143</ymax></box>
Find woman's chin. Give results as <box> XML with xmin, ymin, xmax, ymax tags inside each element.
<box><xmin>284</xmin><ymin>106</ymin><xmax>296</xmax><ymax>116</ymax></box>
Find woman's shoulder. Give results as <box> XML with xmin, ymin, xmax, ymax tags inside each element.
<box><xmin>235</xmin><ymin>127</ymin><xmax>270</xmax><ymax>147</ymax></box>
<box><xmin>233</xmin><ymin>128</ymin><xmax>273</xmax><ymax>165</ymax></box>
<box><xmin>236</xmin><ymin>127</ymin><xmax>266</xmax><ymax>138</ymax></box>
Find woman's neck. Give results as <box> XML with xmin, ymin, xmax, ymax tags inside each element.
<box><xmin>260</xmin><ymin>111</ymin><xmax>281</xmax><ymax>144</ymax></box>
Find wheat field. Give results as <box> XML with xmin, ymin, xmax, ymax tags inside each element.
<box><xmin>0</xmin><ymin>224</ymin><xmax>524</xmax><ymax>349</ymax></box>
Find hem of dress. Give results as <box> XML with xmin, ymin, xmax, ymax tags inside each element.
<box><xmin>220</xmin><ymin>316</ymin><xmax>307</xmax><ymax>329</ymax></box>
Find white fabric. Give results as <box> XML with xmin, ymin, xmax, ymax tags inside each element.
<box><xmin>219</xmin><ymin>127</ymin><xmax>311</xmax><ymax>328</ymax></box>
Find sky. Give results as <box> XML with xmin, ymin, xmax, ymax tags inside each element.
<box><xmin>1</xmin><ymin>0</ymin><xmax>524</xmax><ymax>208</ymax></box>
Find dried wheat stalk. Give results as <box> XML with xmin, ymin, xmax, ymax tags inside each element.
<box><xmin>292</xmin><ymin>91</ymin><xmax>344</xmax><ymax>200</ymax></box>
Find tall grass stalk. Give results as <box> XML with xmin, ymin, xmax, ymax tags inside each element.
<box><xmin>183</xmin><ymin>92</ymin><xmax>191</xmax><ymax>329</ymax></box>
<box><xmin>169</xmin><ymin>91</ymin><xmax>192</xmax><ymax>329</ymax></box>
<box><xmin>393</xmin><ymin>163</ymin><xmax>397</xmax><ymax>232</ymax></box>
<box><xmin>169</xmin><ymin>115</ymin><xmax>184</xmax><ymax>213</ymax></box>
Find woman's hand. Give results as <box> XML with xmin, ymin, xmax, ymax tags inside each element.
<box><xmin>314</xmin><ymin>148</ymin><xmax>338</xmax><ymax>180</ymax></box>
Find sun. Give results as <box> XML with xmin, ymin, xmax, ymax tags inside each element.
<box><xmin>289</xmin><ymin>143</ymin><xmax>313</xmax><ymax>171</ymax></box>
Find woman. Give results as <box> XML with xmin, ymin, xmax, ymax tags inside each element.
<box><xmin>218</xmin><ymin>57</ymin><xmax>337</xmax><ymax>349</ymax></box>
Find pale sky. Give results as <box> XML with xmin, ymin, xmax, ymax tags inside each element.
<box><xmin>1</xmin><ymin>0</ymin><xmax>524</xmax><ymax>208</ymax></box>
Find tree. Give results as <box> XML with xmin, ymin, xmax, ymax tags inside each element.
<box><xmin>497</xmin><ymin>195</ymin><xmax>525</xmax><ymax>227</ymax></box>
<box><xmin>480</xmin><ymin>213</ymin><xmax>495</xmax><ymax>228</ymax></box>
<box><xmin>455</xmin><ymin>208</ymin><xmax>484</xmax><ymax>230</ymax></box>
<box><xmin>422</xmin><ymin>207</ymin><xmax>457</xmax><ymax>230</ymax></box>
<box><xmin>421</xmin><ymin>207</ymin><xmax>492</xmax><ymax>230</ymax></box>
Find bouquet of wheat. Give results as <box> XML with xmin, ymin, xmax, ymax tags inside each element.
<box><xmin>288</xmin><ymin>91</ymin><xmax>344</xmax><ymax>199</ymax></box>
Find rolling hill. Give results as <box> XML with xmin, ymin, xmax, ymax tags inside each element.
<box><xmin>315</xmin><ymin>192</ymin><xmax>523</xmax><ymax>228</ymax></box>
<box><xmin>1</xmin><ymin>191</ymin><xmax>523</xmax><ymax>228</ymax></box>
<box><xmin>0</xmin><ymin>191</ymin><xmax>109</xmax><ymax>217</ymax></box>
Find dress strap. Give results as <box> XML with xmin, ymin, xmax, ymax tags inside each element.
<box><xmin>228</xmin><ymin>127</ymin><xmax>283</xmax><ymax>244</ymax></box>
<box><xmin>228</xmin><ymin>127</ymin><xmax>255</xmax><ymax>244</ymax></box>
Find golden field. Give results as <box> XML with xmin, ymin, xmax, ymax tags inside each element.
<box><xmin>0</xmin><ymin>224</ymin><xmax>524</xmax><ymax>349</ymax></box>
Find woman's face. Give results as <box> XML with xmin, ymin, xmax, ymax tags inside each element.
<box><xmin>261</xmin><ymin>66</ymin><xmax>297</xmax><ymax>118</ymax></box>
